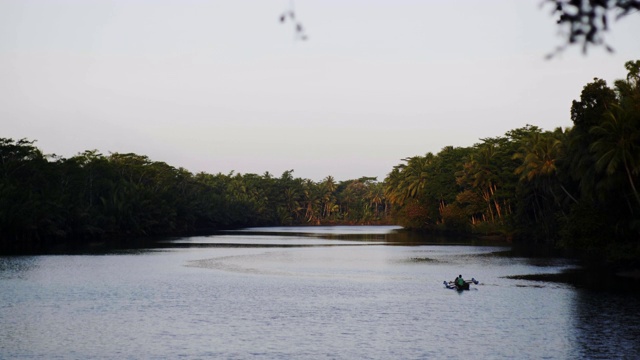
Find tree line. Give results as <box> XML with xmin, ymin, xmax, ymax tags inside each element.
<box><xmin>1</xmin><ymin>60</ymin><xmax>638</xmax><ymax>259</ymax></box>
<box><xmin>386</xmin><ymin>60</ymin><xmax>639</xmax><ymax>262</ymax></box>
<box><xmin>0</xmin><ymin>141</ymin><xmax>388</xmax><ymax>253</ymax></box>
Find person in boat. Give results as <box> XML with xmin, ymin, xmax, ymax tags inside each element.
<box><xmin>456</xmin><ymin>275</ymin><xmax>465</xmax><ymax>288</ymax></box>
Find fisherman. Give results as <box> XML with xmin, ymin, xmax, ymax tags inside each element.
<box><xmin>456</xmin><ymin>274</ymin><xmax>465</xmax><ymax>288</ymax></box>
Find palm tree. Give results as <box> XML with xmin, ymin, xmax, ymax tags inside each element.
<box><xmin>384</xmin><ymin>166</ymin><xmax>404</xmax><ymax>205</ymax></box>
<box><xmin>384</xmin><ymin>154</ymin><xmax>433</xmax><ymax>206</ymax></box>
<box><xmin>402</xmin><ymin>154</ymin><xmax>433</xmax><ymax>199</ymax></box>
<box><xmin>319</xmin><ymin>176</ymin><xmax>337</xmax><ymax>219</ymax></box>
<box><xmin>283</xmin><ymin>187</ymin><xmax>301</xmax><ymax>221</ymax></box>
<box><xmin>466</xmin><ymin>144</ymin><xmax>500</xmax><ymax>222</ymax></box>
<box><xmin>366</xmin><ymin>182</ymin><xmax>385</xmax><ymax>218</ymax></box>
<box><xmin>302</xmin><ymin>180</ymin><xmax>321</xmax><ymax>224</ymax></box>
<box><xmin>514</xmin><ymin>129</ymin><xmax>578</xmax><ymax>205</ymax></box>
<box><xmin>590</xmin><ymin>103</ymin><xmax>640</xmax><ymax>206</ymax></box>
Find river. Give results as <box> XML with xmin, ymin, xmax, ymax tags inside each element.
<box><xmin>1</xmin><ymin>226</ymin><xmax>639</xmax><ymax>359</ymax></box>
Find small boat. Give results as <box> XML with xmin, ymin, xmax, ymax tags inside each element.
<box><xmin>443</xmin><ymin>278</ymin><xmax>478</xmax><ymax>290</ymax></box>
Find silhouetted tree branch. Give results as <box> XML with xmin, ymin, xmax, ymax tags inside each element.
<box><xmin>279</xmin><ymin>2</ymin><xmax>307</xmax><ymax>41</ymax></box>
<box><xmin>545</xmin><ymin>0</ymin><xmax>640</xmax><ymax>57</ymax></box>
<box><xmin>276</xmin><ymin>1</ymin><xmax>638</xmax><ymax>55</ymax></box>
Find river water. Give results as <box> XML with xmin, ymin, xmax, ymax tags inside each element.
<box><xmin>1</xmin><ymin>226</ymin><xmax>639</xmax><ymax>359</ymax></box>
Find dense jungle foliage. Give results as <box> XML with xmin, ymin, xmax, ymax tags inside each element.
<box><xmin>1</xmin><ymin>60</ymin><xmax>639</xmax><ymax>259</ymax></box>
<box><xmin>0</xmin><ymin>142</ymin><xmax>387</xmax><ymax>253</ymax></box>
<box><xmin>386</xmin><ymin>60</ymin><xmax>640</xmax><ymax>262</ymax></box>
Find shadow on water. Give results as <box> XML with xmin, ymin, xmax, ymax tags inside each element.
<box><xmin>374</xmin><ymin>229</ymin><xmax>513</xmax><ymax>247</ymax></box>
<box><xmin>14</xmin><ymin>237</ymin><xmax>169</xmax><ymax>256</ymax></box>
<box><xmin>0</xmin><ymin>257</ymin><xmax>39</xmax><ymax>280</ymax></box>
<box><xmin>406</xmin><ymin>257</ymin><xmax>441</xmax><ymax>263</ymax></box>
<box><xmin>507</xmin><ymin>268</ymin><xmax>640</xmax><ymax>295</ymax></box>
<box><xmin>4</xmin><ymin>226</ymin><xmax>514</xmax><ymax>255</ymax></box>
<box><xmin>486</xmin><ymin>241</ymin><xmax>569</xmax><ymax>258</ymax></box>
<box><xmin>571</xmin><ymin>288</ymin><xmax>640</xmax><ymax>358</ymax></box>
<box><xmin>495</xmin><ymin>242</ymin><xmax>640</xmax><ymax>294</ymax></box>
<box><xmin>225</xmin><ymin>226</ymin><xmax>514</xmax><ymax>247</ymax></box>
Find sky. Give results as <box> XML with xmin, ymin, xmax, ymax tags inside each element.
<box><xmin>2</xmin><ymin>0</ymin><xmax>639</xmax><ymax>182</ymax></box>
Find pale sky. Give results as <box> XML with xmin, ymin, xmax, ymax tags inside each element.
<box><xmin>2</xmin><ymin>1</ymin><xmax>639</xmax><ymax>181</ymax></box>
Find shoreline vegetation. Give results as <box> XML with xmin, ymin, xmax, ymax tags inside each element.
<box><xmin>1</xmin><ymin>60</ymin><xmax>639</xmax><ymax>276</ymax></box>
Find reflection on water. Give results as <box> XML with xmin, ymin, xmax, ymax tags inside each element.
<box><xmin>230</xmin><ymin>225</ymin><xmax>406</xmax><ymax>243</ymax></box>
<box><xmin>170</xmin><ymin>225</ymin><xmax>497</xmax><ymax>248</ymax></box>
<box><xmin>1</xmin><ymin>225</ymin><xmax>639</xmax><ymax>359</ymax></box>
<box><xmin>239</xmin><ymin>225</ymin><xmax>403</xmax><ymax>235</ymax></box>
<box><xmin>0</xmin><ymin>257</ymin><xmax>39</xmax><ymax>280</ymax></box>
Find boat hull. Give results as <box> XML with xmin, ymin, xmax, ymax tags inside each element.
<box><xmin>455</xmin><ymin>282</ymin><xmax>470</xmax><ymax>290</ymax></box>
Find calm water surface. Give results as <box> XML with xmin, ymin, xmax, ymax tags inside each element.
<box><xmin>1</xmin><ymin>226</ymin><xmax>639</xmax><ymax>359</ymax></box>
